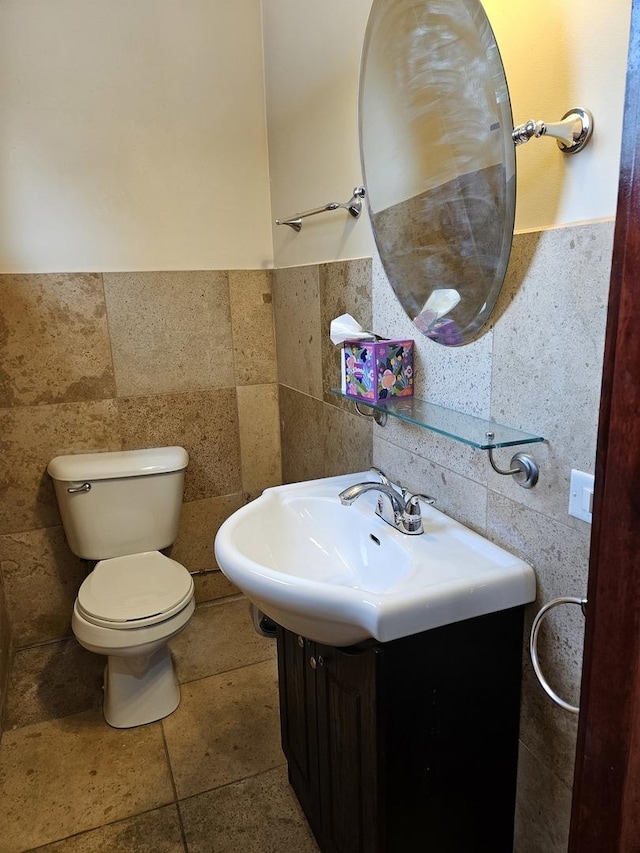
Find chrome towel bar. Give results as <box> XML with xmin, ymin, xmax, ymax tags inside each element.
<box><xmin>276</xmin><ymin>186</ymin><xmax>365</xmax><ymax>232</ymax></box>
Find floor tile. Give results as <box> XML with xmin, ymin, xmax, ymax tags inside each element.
<box><xmin>180</xmin><ymin>766</ymin><xmax>319</xmax><ymax>853</ymax></box>
<box><xmin>4</xmin><ymin>639</ymin><xmax>103</xmax><ymax>730</ymax></box>
<box><xmin>0</xmin><ymin>710</ymin><xmax>173</xmax><ymax>852</ymax></box>
<box><xmin>26</xmin><ymin>805</ymin><xmax>185</xmax><ymax>852</ymax></box>
<box><xmin>162</xmin><ymin>658</ymin><xmax>283</xmax><ymax>800</ymax></box>
<box><xmin>170</xmin><ymin>598</ymin><xmax>275</xmax><ymax>684</ymax></box>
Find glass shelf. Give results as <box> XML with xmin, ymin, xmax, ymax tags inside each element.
<box><xmin>330</xmin><ymin>390</ymin><xmax>544</xmax><ymax>450</ymax></box>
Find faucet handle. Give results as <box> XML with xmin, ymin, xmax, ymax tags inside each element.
<box><xmin>401</xmin><ymin>493</ymin><xmax>436</xmax><ymax>535</ymax></box>
<box><xmin>405</xmin><ymin>493</ymin><xmax>436</xmax><ymax>514</ymax></box>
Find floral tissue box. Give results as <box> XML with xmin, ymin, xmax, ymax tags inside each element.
<box><xmin>342</xmin><ymin>339</ymin><xmax>414</xmax><ymax>402</ymax></box>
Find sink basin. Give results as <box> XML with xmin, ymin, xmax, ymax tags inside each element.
<box><xmin>214</xmin><ymin>472</ymin><xmax>536</xmax><ymax>646</ymax></box>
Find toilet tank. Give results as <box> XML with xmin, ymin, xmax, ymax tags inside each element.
<box><xmin>47</xmin><ymin>447</ymin><xmax>189</xmax><ymax>560</ymax></box>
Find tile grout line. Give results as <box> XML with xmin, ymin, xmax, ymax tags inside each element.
<box><xmin>176</xmin><ymin>760</ymin><xmax>288</xmax><ymax>807</ymax></box>
<box><xmin>3</xmin><ymin>638</ymin><xmax>275</xmax><ymax>734</ymax></box>
<box><xmin>0</xmin><ymin>492</ymin><xmax>244</xmax><ymax>539</ymax></box>
<box><xmin>518</xmin><ymin>738</ymin><xmax>574</xmax><ymax>794</ymax></box>
<box><xmin>161</xmin><ymin>722</ymin><xmax>190</xmax><ymax>852</ymax></box>
<box><xmin>193</xmin><ymin>592</ymin><xmax>245</xmax><ymax>610</ymax></box>
<box><xmin>10</xmin><ymin>594</ymin><xmax>246</xmax><ymax>653</ymax></box>
<box><xmin>20</xmin><ymin>803</ymin><xmax>178</xmax><ymax>853</ymax></box>
<box><xmin>0</xmin><ymin>384</ymin><xmax>247</xmax><ymax>415</ymax></box>
<box><xmin>485</xmin><ymin>485</ymin><xmax>592</xmax><ymax>539</ymax></box>
<box><xmin>7</xmin><ymin>618</ymin><xmax>276</xmax><ymax>735</ymax></box>
<box><xmin>99</xmin><ymin>271</ymin><xmax>121</xmax><ymax>405</ymax></box>
<box><xmin>373</xmin><ymin>429</ymin><xmax>488</xmax><ymax>489</ymax></box>
<box><xmin>3</xmin><ymin>644</ymin><xmax>277</xmax><ymax>735</ymax></box>
<box><xmin>177</xmin><ymin>650</ymin><xmax>276</xmax><ymax>688</ymax></box>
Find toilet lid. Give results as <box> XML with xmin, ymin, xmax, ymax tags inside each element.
<box><xmin>77</xmin><ymin>551</ymin><xmax>194</xmax><ymax>629</ymax></box>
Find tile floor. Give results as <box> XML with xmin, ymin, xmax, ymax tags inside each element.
<box><xmin>0</xmin><ymin>597</ymin><xmax>320</xmax><ymax>853</ymax></box>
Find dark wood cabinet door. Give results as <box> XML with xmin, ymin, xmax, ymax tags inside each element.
<box><xmin>276</xmin><ymin>627</ymin><xmax>320</xmax><ymax>833</ymax></box>
<box><xmin>315</xmin><ymin>642</ymin><xmax>381</xmax><ymax>853</ymax></box>
<box><xmin>277</xmin><ymin>609</ymin><xmax>524</xmax><ymax>853</ymax></box>
<box><xmin>377</xmin><ymin>609</ymin><xmax>523</xmax><ymax>853</ymax></box>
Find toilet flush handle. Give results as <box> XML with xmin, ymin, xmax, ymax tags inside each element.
<box><xmin>67</xmin><ymin>482</ymin><xmax>92</xmax><ymax>494</ymax></box>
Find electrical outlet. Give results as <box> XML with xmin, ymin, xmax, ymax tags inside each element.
<box><xmin>568</xmin><ymin>469</ymin><xmax>595</xmax><ymax>523</ymax></box>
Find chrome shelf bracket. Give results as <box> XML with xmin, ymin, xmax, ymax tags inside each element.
<box><xmin>486</xmin><ymin>432</ymin><xmax>539</xmax><ymax>489</ymax></box>
<box><xmin>354</xmin><ymin>399</ymin><xmax>387</xmax><ymax>426</ymax></box>
<box><xmin>512</xmin><ymin>107</ymin><xmax>594</xmax><ymax>154</ymax></box>
<box><xmin>276</xmin><ymin>186</ymin><xmax>365</xmax><ymax>232</ymax></box>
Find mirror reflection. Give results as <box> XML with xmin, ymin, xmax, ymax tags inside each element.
<box><xmin>359</xmin><ymin>0</ymin><xmax>516</xmax><ymax>346</ymax></box>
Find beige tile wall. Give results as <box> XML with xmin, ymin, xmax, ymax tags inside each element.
<box><xmin>273</xmin><ymin>259</ymin><xmax>373</xmax><ymax>484</ymax></box>
<box><xmin>0</xmin><ymin>575</ymin><xmax>10</xmax><ymax>737</ymax></box>
<box><xmin>372</xmin><ymin>222</ymin><xmax>613</xmax><ymax>852</ymax></box>
<box><xmin>0</xmin><ymin>231</ymin><xmax>611</xmax><ymax>843</ymax></box>
<box><xmin>274</xmin><ymin>223</ymin><xmax>613</xmax><ymax>853</ymax></box>
<box><xmin>0</xmin><ymin>270</ymin><xmax>281</xmax><ymax>709</ymax></box>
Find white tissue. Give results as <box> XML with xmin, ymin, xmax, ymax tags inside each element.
<box><xmin>414</xmin><ymin>289</ymin><xmax>461</xmax><ymax>330</ymax></box>
<box><xmin>329</xmin><ymin>313</ymin><xmax>376</xmax><ymax>346</ymax></box>
<box><xmin>421</xmin><ymin>289</ymin><xmax>461</xmax><ymax>318</ymax></box>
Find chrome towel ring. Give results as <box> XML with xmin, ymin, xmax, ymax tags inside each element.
<box><xmin>529</xmin><ymin>596</ymin><xmax>587</xmax><ymax>715</ymax></box>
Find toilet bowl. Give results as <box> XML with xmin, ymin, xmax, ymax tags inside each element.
<box><xmin>71</xmin><ymin>550</ymin><xmax>195</xmax><ymax>728</ymax></box>
<box><xmin>47</xmin><ymin>446</ymin><xmax>195</xmax><ymax>729</ymax></box>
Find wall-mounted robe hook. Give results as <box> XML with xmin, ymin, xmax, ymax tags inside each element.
<box><xmin>276</xmin><ymin>186</ymin><xmax>365</xmax><ymax>232</ymax></box>
<box><xmin>512</xmin><ymin>107</ymin><xmax>594</xmax><ymax>154</ymax></box>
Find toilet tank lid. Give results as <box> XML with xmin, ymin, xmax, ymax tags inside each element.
<box><xmin>47</xmin><ymin>447</ymin><xmax>189</xmax><ymax>481</ymax></box>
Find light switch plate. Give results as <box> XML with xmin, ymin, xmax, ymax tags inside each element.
<box><xmin>569</xmin><ymin>469</ymin><xmax>595</xmax><ymax>523</ymax></box>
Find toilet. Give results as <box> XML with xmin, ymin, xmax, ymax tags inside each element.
<box><xmin>47</xmin><ymin>446</ymin><xmax>195</xmax><ymax>729</ymax></box>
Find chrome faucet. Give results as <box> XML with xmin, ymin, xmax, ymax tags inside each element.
<box><xmin>339</xmin><ymin>481</ymin><xmax>406</xmax><ymax>514</ymax></box>
<box><xmin>338</xmin><ymin>470</ymin><xmax>435</xmax><ymax>535</ymax></box>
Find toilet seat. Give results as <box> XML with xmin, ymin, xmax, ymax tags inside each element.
<box><xmin>77</xmin><ymin>551</ymin><xmax>194</xmax><ymax>630</ymax></box>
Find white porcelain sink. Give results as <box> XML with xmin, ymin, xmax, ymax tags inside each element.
<box><xmin>214</xmin><ymin>472</ymin><xmax>535</xmax><ymax>646</ymax></box>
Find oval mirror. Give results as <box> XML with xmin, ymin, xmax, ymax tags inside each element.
<box><xmin>359</xmin><ymin>0</ymin><xmax>516</xmax><ymax>346</ymax></box>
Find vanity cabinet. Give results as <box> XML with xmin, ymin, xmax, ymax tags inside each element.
<box><xmin>276</xmin><ymin>606</ymin><xmax>525</xmax><ymax>853</ymax></box>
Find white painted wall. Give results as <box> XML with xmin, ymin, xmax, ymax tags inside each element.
<box><xmin>264</xmin><ymin>0</ymin><xmax>632</xmax><ymax>268</ymax></box>
<box><xmin>484</xmin><ymin>0</ymin><xmax>631</xmax><ymax>232</ymax></box>
<box><xmin>0</xmin><ymin>1</ymin><xmax>631</xmax><ymax>272</ymax></box>
<box><xmin>263</xmin><ymin>0</ymin><xmax>374</xmax><ymax>269</ymax></box>
<box><xmin>0</xmin><ymin>0</ymin><xmax>273</xmax><ymax>272</ymax></box>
